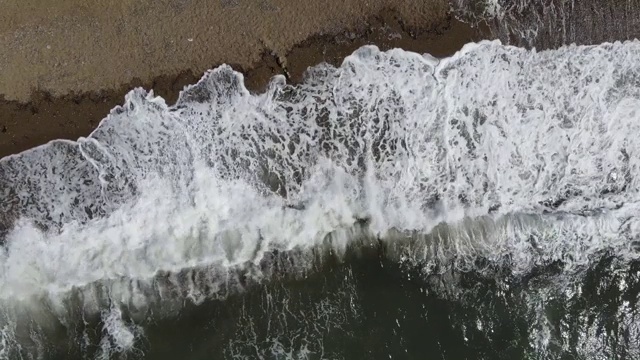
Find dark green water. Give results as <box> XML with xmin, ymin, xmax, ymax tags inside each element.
<box><xmin>30</xmin><ymin>242</ymin><xmax>640</xmax><ymax>360</ymax></box>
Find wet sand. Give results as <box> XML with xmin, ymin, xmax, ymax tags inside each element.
<box><xmin>0</xmin><ymin>1</ymin><xmax>486</xmax><ymax>158</ymax></box>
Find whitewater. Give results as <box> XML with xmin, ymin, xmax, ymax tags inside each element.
<box><xmin>2</xmin><ymin>40</ymin><xmax>640</xmax><ymax>358</ymax></box>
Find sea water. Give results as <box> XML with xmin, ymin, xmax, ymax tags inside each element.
<box><xmin>2</xmin><ymin>40</ymin><xmax>640</xmax><ymax>359</ymax></box>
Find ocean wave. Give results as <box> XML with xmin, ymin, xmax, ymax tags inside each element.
<box><xmin>3</xmin><ymin>40</ymin><xmax>640</xmax><ymax>358</ymax></box>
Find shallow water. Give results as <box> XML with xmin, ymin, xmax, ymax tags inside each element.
<box><xmin>453</xmin><ymin>0</ymin><xmax>640</xmax><ymax>49</ymax></box>
<box><xmin>3</xmin><ymin>39</ymin><xmax>640</xmax><ymax>358</ymax></box>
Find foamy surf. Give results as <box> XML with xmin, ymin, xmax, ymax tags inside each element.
<box><xmin>2</xmin><ymin>40</ymin><xmax>640</xmax><ymax>358</ymax></box>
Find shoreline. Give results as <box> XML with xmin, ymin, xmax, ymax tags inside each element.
<box><xmin>0</xmin><ymin>9</ymin><xmax>486</xmax><ymax>159</ymax></box>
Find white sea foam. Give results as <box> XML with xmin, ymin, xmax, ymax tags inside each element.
<box><xmin>2</xmin><ymin>40</ymin><xmax>640</xmax><ymax>356</ymax></box>
<box><xmin>95</xmin><ymin>305</ymin><xmax>142</xmax><ymax>359</ymax></box>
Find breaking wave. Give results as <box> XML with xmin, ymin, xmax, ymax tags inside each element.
<box><xmin>2</xmin><ymin>40</ymin><xmax>640</xmax><ymax>358</ymax></box>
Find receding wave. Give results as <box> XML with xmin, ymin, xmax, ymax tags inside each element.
<box><xmin>453</xmin><ymin>0</ymin><xmax>640</xmax><ymax>48</ymax></box>
<box><xmin>2</xmin><ymin>40</ymin><xmax>640</xmax><ymax>358</ymax></box>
